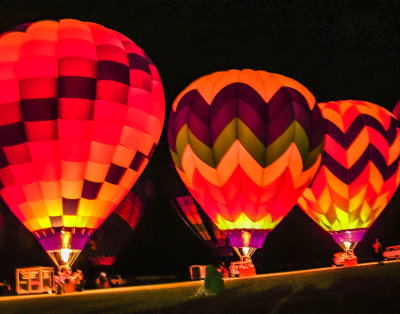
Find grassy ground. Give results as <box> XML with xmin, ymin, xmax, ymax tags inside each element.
<box><xmin>1</xmin><ymin>261</ymin><xmax>400</xmax><ymax>313</ymax></box>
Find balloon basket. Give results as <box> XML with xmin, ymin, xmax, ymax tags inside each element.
<box><xmin>229</xmin><ymin>254</ymin><xmax>256</xmax><ymax>278</ymax></box>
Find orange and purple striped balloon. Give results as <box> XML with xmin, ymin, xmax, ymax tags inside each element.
<box><xmin>168</xmin><ymin>69</ymin><xmax>324</xmax><ymax>249</ymax></box>
<box><xmin>298</xmin><ymin>100</ymin><xmax>400</xmax><ymax>249</ymax></box>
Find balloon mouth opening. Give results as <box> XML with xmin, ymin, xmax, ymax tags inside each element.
<box><xmin>225</xmin><ymin>229</ymin><xmax>270</xmax><ymax>249</ymax></box>
<box><xmin>61</xmin><ymin>248</ymin><xmax>72</xmax><ymax>263</ymax></box>
<box><xmin>329</xmin><ymin>229</ymin><xmax>366</xmax><ymax>252</ymax></box>
<box><xmin>47</xmin><ymin>249</ymin><xmax>81</xmax><ymax>267</ymax></box>
<box><xmin>35</xmin><ymin>228</ymin><xmax>92</xmax><ymax>266</ymax></box>
<box><xmin>233</xmin><ymin>246</ymin><xmax>257</xmax><ymax>258</ymax></box>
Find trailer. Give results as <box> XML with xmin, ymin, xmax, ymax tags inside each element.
<box><xmin>16</xmin><ymin>266</ymin><xmax>55</xmax><ymax>295</ymax></box>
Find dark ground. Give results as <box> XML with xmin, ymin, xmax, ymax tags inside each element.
<box><xmin>0</xmin><ymin>0</ymin><xmax>399</xmax><ymax>283</ymax></box>
<box><xmin>1</xmin><ymin>261</ymin><xmax>400</xmax><ymax>314</ymax></box>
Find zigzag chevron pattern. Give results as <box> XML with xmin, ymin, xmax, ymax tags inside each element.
<box><xmin>297</xmin><ymin>100</ymin><xmax>400</xmax><ymax>234</ymax></box>
<box><xmin>168</xmin><ymin>69</ymin><xmax>324</xmax><ymax>234</ymax></box>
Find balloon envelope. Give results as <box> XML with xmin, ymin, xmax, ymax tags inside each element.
<box><xmin>87</xmin><ymin>189</ymin><xmax>144</xmax><ymax>266</ymax></box>
<box><xmin>0</xmin><ymin>19</ymin><xmax>165</xmax><ymax>265</ymax></box>
<box><xmin>297</xmin><ymin>100</ymin><xmax>400</xmax><ymax>250</ymax></box>
<box><xmin>174</xmin><ymin>195</ymin><xmax>232</xmax><ymax>256</ymax></box>
<box><xmin>168</xmin><ymin>69</ymin><xmax>324</xmax><ymax>250</ymax></box>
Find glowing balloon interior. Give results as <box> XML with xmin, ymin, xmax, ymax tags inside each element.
<box><xmin>168</xmin><ymin>69</ymin><xmax>324</xmax><ymax>257</ymax></box>
<box><xmin>298</xmin><ymin>100</ymin><xmax>400</xmax><ymax>251</ymax></box>
<box><xmin>87</xmin><ymin>190</ymin><xmax>144</xmax><ymax>267</ymax></box>
<box><xmin>174</xmin><ymin>195</ymin><xmax>231</xmax><ymax>252</ymax></box>
<box><xmin>0</xmin><ymin>20</ymin><xmax>165</xmax><ymax>266</ymax></box>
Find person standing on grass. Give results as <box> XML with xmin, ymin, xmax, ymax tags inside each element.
<box><xmin>74</xmin><ymin>270</ymin><xmax>84</xmax><ymax>292</ymax></box>
<box><xmin>196</xmin><ymin>264</ymin><xmax>226</xmax><ymax>296</ymax></box>
<box><xmin>372</xmin><ymin>238</ymin><xmax>384</xmax><ymax>265</ymax></box>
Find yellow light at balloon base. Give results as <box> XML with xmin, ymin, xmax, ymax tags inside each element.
<box><xmin>61</xmin><ymin>248</ymin><xmax>72</xmax><ymax>264</ymax></box>
<box><xmin>46</xmin><ymin>231</ymin><xmax>82</xmax><ymax>267</ymax></box>
<box><xmin>339</xmin><ymin>241</ymin><xmax>358</xmax><ymax>252</ymax></box>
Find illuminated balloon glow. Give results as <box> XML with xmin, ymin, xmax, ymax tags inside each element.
<box><xmin>174</xmin><ymin>195</ymin><xmax>231</xmax><ymax>255</ymax></box>
<box><xmin>88</xmin><ymin>190</ymin><xmax>144</xmax><ymax>267</ymax></box>
<box><xmin>168</xmin><ymin>69</ymin><xmax>324</xmax><ymax>256</ymax></box>
<box><xmin>0</xmin><ymin>20</ymin><xmax>164</xmax><ymax>266</ymax></box>
<box><xmin>298</xmin><ymin>100</ymin><xmax>400</xmax><ymax>251</ymax></box>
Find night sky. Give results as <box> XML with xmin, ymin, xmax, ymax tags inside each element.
<box><xmin>0</xmin><ymin>1</ymin><xmax>399</xmax><ymax>282</ymax></box>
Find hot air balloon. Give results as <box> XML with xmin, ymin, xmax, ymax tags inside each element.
<box><xmin>166</xmin><ymin>162</ymin><xmax>231</xmax><ymax>256</ymax></box>
<box><xmin>87</xmin><ymin>189</ymin><xmax>144</xmax><ymax>267</ymax></box>
<box><xmin>297</xmin><ymin>100</ymin><xmax>400</xmax><ymax>253</ymax></box>
<box><xmin>173</xmin><ymin>195</ymin><xmax>232</xmax><ymax>256</ymax></box>
<box><xmin>0</xmin><ymin>19</ymin><xmax>165</xmax><ymax>266</ymax></box>
<box><xmin>168</xmin><ymin>69</ymin><xmax>324</xmax><ymax>260</ymax></box>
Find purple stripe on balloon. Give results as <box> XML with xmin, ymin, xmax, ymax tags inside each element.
<box><xmin>0</xmin><ymin>122</ymin><xmax>27</xmax><ymax>146</ymax></box>
<box><xmin>386</xmin><ymin>118</ymin><xmax>398</xmax><ymax>145</ymax></box>
<box><xmin>346</xmin><ymin>115</ymin><xmax>386</xmax><ymax>147</ymax></box>
<box><xmin>310</xmin><ymin>105</ymin><xmax>325</xmax><ymax>150</ymax></box>
<box><xmin>37</xmin><ymin>230</ymin><xmax>90</xmax><ymax>251</ymax></box>
<box><xmin>210</xmin><ymin>98</ymin><xmax>236</xmax><ymax>144</ymax></box>
<box><xmin>130</xmin><ymin>151</ymin><xmax>146</xmax><ymax>171</ymax></box>
<box><xmin>225</xmin><ymin>229</ymin><xmax>269</xmax><ymax>248</ymax></box>
<box><xmin>82</xmin><ymin>180</ymin><xmax>102</xmax><ymax>200</ymax></box>
<box><xmin>0</xmin><ymin>147</ymin><xmax>9</xmax><ymax>169</ymax></box>
<box><xmin>323</xmin><ymin>144</ymin><xmax>388</xmax><ymax>184</ymax></box>
<box><xmin>267</xmin><ymin>87</ymin><xmax>293</xmax><ymax>120</ymax></box>
<box><xmin>210</xmin><ymin>84</ymin><xmax>239</xmax><ymax>143</ymax></box>
<box><xmin>127</xmin><ymin>54</ymin><xmax>151</xmax><ymax>74</ymax></box>
<box><xmin>105</xmin><ymin>163</ymin><xmax>126</xmax><ymax>184</ymax></box>
<box><xmin>21</xmin><ymin>98</ymin><xmax>58</xmax><ymax>121</ymax></box>
<box><xmin>237</xmin><ymin>83</ymin><xmax>268</xmax><ymax>121</ymax></box>
<box><xmin>369</xmin><ymin>144</ymin><xmax>388</xmax><ymax>176</ymax></box>
<box><xmin>265</xmin><ymin>104</ymin><xmax>294</xmax><ymax>146</ymax></box>
<box><xmin>170</xmin><ymin>83</ymin><xmax>320</xmax><ymax>150</ymax></box>
<box><xmin>288</xmin><ymin>88</ymin><xmax>315</xmax><ymax>139</ymax></box>
<box><xmin>50</xmin><ymin>216</ymin><xmax>63</xmax><ymax>228</ymax></box>
<box><xmin>59</xmin><ymin>76</ymin><xmax>97</xmax><ymax>100</ymax></box>
<box><xmin>325</xmin><ymin>114</ymin><xmax>387</xmax><ymax>149</ymax></box>
<box><xmin>323</xmin><ymin>153</ymin><xmax>349</xmax><ymax>183</ymax></box>
<box><xmin>386</xmin><ymin>156</ymin><xmax>400</xmax><ymax>179</ymax></box>
<box><xmin>293</xmin><ymin>102</ymin><xmax>313</xmax><ymax>135</ymax></box>
<box><xmin>188</xmin><ymin>90</ymin><xmax>210</xmax><ymax>124</ymax></box>
<box><xmin>62</xmin><ymin>198</ymin><xmax>79</xmax><ymax>215</ymax></box>
<box><xmin>324</xmin><ymin>120</ymin><xmax>346</xmax><ymax>147</ymax></box>
<box><xmin>173</xmin><ymin>91</ymin><xmax>196</xmax><ymax>138</ymax></box>
<box><xmin>347</xmin><ymin>148</ymin><xmax>370</xmax><ymax>182</ymax></box>
<box><xmin>147</xmin><ymin>143</ymin><xmax>157</xmax><ymax>160</ymax></box>
<box><xmin>188</xmin><ymin>105</ymin><xmax>212</xmax><ymax>147</ymax></box>
<box><xmin>329</xmin><ymin>229</ymin><xmax>367</xmax><ymax>244</ymax></box>
<box><xmin>98</xmin><ymin>60</ymin><xmax>130</xmax><ymax>85</ymax></box>
<box><xmin>238</xmin><ymin>98</ymin><xmax>268</xmax><ymax>144</ymax></box>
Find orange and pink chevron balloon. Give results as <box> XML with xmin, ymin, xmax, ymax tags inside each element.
<box><xmin>0</xmin><ymin>19</ymin><xmax>165</xmax><ymax>266</ymax></box>
<box><xmin>168</xmin><ymin>69</ymin><xmax>324</xmax><ymax>256</ymax></box>
<box><xmin>297</xmin><ymin>100</ymin><xmax>400</xmax><ymax>251</ymax></box>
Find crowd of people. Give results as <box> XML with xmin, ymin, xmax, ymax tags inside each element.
<box><xmin>55</xmin><ymin>266</ymin><xmax>85</xmax><ymax>294</ymax></box>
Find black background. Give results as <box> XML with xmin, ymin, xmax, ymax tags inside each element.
<box><xmin>0</xmin><ymin>0</ymin><xmax>399</xmax><ymax>284</ymax></box>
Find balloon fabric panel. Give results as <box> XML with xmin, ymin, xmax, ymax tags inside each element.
<box><xmin>175</xmin><ymin>195</ymin><xmax>227</xmax><ymax>247</ymax></box>
<box><xmin>0</xmin><ymin>19</ymin><xmax>165</xmax><ymax>252</ymax></box>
